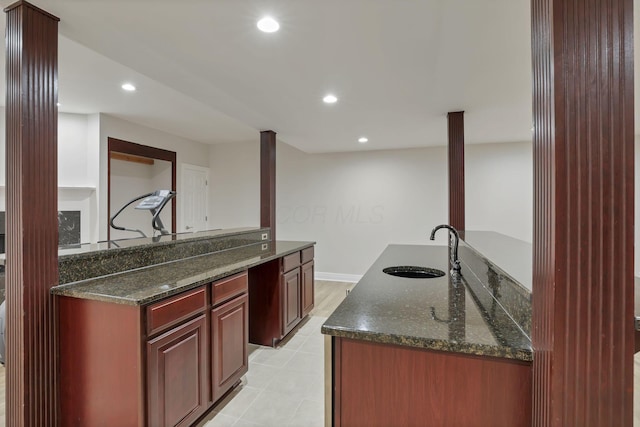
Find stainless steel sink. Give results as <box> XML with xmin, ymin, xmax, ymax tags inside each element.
<box><xmin>382</xmin><ymin>266</ymin><xmax>446</xmax><ymax>279</ymax></box>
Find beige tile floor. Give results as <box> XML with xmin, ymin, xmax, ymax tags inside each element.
<box><xmin>0</xmin><ymin>281</ymin><xmax>639</xmax><ymax>426</ymax></box>
<box><xmin>197</xmin><ymin>315</ymin><xmax>328</xmax><ymax>427</ymax></box>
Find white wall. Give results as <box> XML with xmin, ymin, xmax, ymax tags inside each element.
<box><xmin>465</xmin><ymin>141</ymin><xmax>533</xmax><ymax>243</ymax></box>
<box><xmin>276</xmin><ymin>142</ymin><xmax>449</xmax><ymax>277</ymax></box>
<box><xmin>208</xmin><ymin>140</ymin><xmax>260</xmax><ymax>228</ymax></box>
<box><xmin>0</xmin><ymin>109</ymin><xmax>95</xmax><ymax>188</ymax></box>
<box><xmin>109</xmin><ymin>159</ymin><xmax>172</xmax><ymax>239</ymax></box>
<box><xmin>0</xmin><ymin>109</ymin><xmax>98</xmax><ymax>243</ymax></box>
<box><xmin>208</xmin><ymin>140</ymin><xmax>534</xmax><ymax>277</ymax></box>
<box><xmin>98</xmin><ymin>114</ymin><xmax>211</xmax><ymax>240</ymax></box>
<box><xmin>0</xmin><ymin>111</ymin><xmax>214</xmax><ymax>243</ymax></box>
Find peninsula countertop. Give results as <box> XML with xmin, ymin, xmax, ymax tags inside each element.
<box><xmin>51</xmin><ymin>240</ymin><xmax>314</xmax><ymax>306</ymax></box>
<box><xmin>321</xmin><ymin>244</ymin><xmax>532</xmax><ymax>361</ymax></box>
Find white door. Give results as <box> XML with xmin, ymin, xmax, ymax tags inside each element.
<box><xmin>181</xmin><ymin>164</ymin><xmax>209</xmax><ymax>232</ymax></box>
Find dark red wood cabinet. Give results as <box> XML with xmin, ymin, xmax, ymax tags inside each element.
<box><xmin>211</xmin><ymin>293</ymin><xmax>248</xmax><ymax>401</ymax></box>
<box><xmin>248</xmin><ymin>246</ymin><xmax>315</xmax><ymax>346</ymax></box>
<box><xmin>301</xmin><ymin>259</ymin><xmax>314</xmax><ymax>316</ymax></box>
<box><xmin>59</xmin><ymin>272</ymin><xmax>250</xmax><ymax>426</ymax></box>
<box><xmin>147</xmin><ymin>315</ymin><xmax>208</xmax><ymax>427</ymax></box>
<box><xmin>283</xmin><ymin>267</ymin><xmax>302</xmax><ymax>336</ymax></box>
<box><xmin>331</xmin><ymin>337</ymin><xmax>532</xmax><ymax>427</ymax></box>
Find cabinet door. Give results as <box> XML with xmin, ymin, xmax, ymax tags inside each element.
<box><xmin>301</xmin><ymin>260</ymin><xmax>315</xmax><ymax>317</ymax></box>
<box><xmin>282</xmin><ymin>267</ymin><xmax>302</xmax><ymax>336</ymax></box>
<box><xmin>147</xmin><ymin>314</ymin><xmax>208</xmax><ymax>427</ymax></box>
<box><xmin>212</xmin><ymin>294</ymin><xmax>248</xmax><ymax>402</ymax></box>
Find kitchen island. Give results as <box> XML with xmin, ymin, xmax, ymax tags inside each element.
<box><xmin>322</xmin><ymin>243</ymin><xmax>532</xmax><ymax>427</ymax></box>
<box><xmin>51</xmin><ymin>228</ymin><xmax>315</xmax><ymax>427</ymax></box>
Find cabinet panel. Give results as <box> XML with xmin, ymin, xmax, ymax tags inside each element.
<box><xmin>301</xmin><ymin>260</ymin><xmax>315</xmax><ymax>316</ymax></box>
<box><xmin>301</xmin><ymin>246</ymin><xmax>314</xmax><ymax>264</ymax></box>
<box><xmin>282</xmin><ymin>268</ymin><xmax>301</xmax><ymax>336</ymax></box>
<box><xmin>283</xmin><ymin>251</ymin><xmax>301</xmax><ymax>272</ymax></box>
<box><xmin>148</xmin><ymin>314</ymin><xmax>208</xmax><ymax>427</ymax></box>
<box><xmin>334</xmin><ymin>338</ymin><xmax>532</xmax><ymax>427</ymax></box>
<box><xmin>212</xmin><ymin>272</ymin><xmax>248</xmax><ymax>306</ymax></box>
<box><xmin>147</xmin><ymin>286</ymin><xmax>208</xmax><ymax>337</ymax></box>
<box><xmin>59</xmin><ymin>297</ymin><xmax>144</xmax><ymax>426</ymax></box>
<box><xmin>212</xmin><ymin>294</ymin><xmax>249</xmax><ymax>401</ymax></box>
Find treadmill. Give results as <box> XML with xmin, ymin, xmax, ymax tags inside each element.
<box><xmin>110</xmin><ymin>189</ymin><xmax>176</xmax><ymax>238</ymax></box>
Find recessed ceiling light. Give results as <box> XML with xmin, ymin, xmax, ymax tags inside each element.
<box><xmin>56</xmin><ymin>102</ymin><xmax>61</xmax><ymax>107</ymax></box>
<box><xmin>121</xmin><ymin>83</ymin><xmax>136</xmax><ymax>92</ymax></box>
<box><xmin>358</xmin><ymin>137</ymin><xmax>368</xmax><ymax>143</ymax></box>
<box><xmin>257</xmin><ymin>16</ymin><xmax>280</xmax><ymax>33</ymax></box>
<box><xmin>323</xmin><ymin>94</ymin><xmax>338</xmax><ymax>104</ymax></box>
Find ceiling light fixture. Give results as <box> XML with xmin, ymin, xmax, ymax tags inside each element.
<box><xmin>358</xmin><ymin>137</ymin><xmax>368</xmax><ymax>143</ymax></box>
<box><xmin>257</xmin><ymin>16</ymin><xmax>280</xmax><ymax>33</ymax></box>
<box><xmin>56</xmin><ymin>102</ymin><xmax>61</xmax><ymax>107</ymax></box>
<box><xmin>323</xmin><ymin>94</ymin><xmax>338</xmax><ymax>104</ymax></box>
<box><xmin>121</xmin><ymin>83</ymin><xmax>136</xmax><ymax>92</ymax></box>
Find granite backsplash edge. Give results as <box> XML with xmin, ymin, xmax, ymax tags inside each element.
<box><xmin>458</xmin><ymin>241</ymin><xmax>532</xmax><ymax>339</ymax></box>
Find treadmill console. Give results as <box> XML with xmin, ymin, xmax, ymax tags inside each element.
<box><xmin>135</xmin><ymin>190</ymin><xmax>174</xmax><ymax>210</ymax></box>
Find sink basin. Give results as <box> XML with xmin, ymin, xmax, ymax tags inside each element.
<box><xmin>383</xmin><ymin>266</ymin><xmax>446</xmax><ymax>279</ymax></box>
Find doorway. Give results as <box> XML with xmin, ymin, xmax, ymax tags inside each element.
<box><xmin>107</xmin><ymin>138</ymin><xmax>177</xmax><ymax>240</ymax></box>
<box><xmin>181</xmin><ymin>164</ymin><xmax>209</xmax><ymax>232</ymax></box>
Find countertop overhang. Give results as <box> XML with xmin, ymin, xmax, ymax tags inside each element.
<box><xmin>321</xmin><ymin>244</ymin><xmax>533</xmax><ymax>362</ymax></box>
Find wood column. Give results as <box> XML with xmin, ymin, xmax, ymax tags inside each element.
<box><xmin>531</xmin><ymin>0</ymin><xmax>634</xmax><ymax>425</ymax></box>
<box><xmin>4</xmin><ymin>1</ymin><xmax>60</xmax><ymax>426</ymax></box>
<box><xmin>260</xmin><ymin>130</ymin><xmax>276</xmax><ymax>239</ymax></box>
<box><xmin>447</xmin><ymin>111</ymin><xmax>464</xmax><ymax>231</ymax></box>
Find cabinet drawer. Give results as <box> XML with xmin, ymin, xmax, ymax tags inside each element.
<box><xmin>283</xmin><ymin>251</ymin><xmax>301</xmax><ymax>272</ymax></box>
<box><xmin>212</xmin><ymin>272</ymin><xmax>248</xmax><ymax>306</ymax></box>
<box><xmin>146</xmin><ymin>287</ymin><xmax>208</xmax><ymax>336</ymax></box>
<box><xmin>301</xmin><ymin>246</ymin><xmax>314</xmax><ymax>264</ymax></box>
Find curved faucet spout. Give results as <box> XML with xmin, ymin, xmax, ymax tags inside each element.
<box><xmin>429</xmin><ymin>224</ymin><xmax>461</xmax><ymax>274</ymax></box>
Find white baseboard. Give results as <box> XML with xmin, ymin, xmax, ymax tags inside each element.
<box><xmin>315</xmin><ymin>272</ymin><xmax>362</xmax><ymax>283</ymax></box>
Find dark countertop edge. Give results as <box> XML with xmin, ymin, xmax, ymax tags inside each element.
<box><xmin>56</xmin><ymin>227</ymin><xmax>268</xmax><ymax>261</ymax></box>
<box><xmin>320</xmin><ymin>326</ymin><xmax>533</xmax><ymax>362</ymax></box>
<box><xmin>51</xmin><ymin>240</ymin><xmax>315</xmax><ymax>306</ymax></box>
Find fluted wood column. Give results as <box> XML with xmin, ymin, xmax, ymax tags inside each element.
<box><xmin>531</xmin><ymin>0</ymin><xmax>634</xmax><ymax>425</ymax></box>
<box><xmin>447</xmin><ymin>111</ymin><xmax>464</xmax><ymax>231</ymax></box>
<box><xmin>260</xmin><ymin>130</ymin><xmax>276</xmax><ymax>239</ymax></box>
<box><xmin>4</xmin><ymin>2</ymin><xmax>59</xmax><ymax>426</ymax></box>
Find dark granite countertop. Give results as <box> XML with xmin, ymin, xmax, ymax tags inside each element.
<box><xmin>51</xmin><ymin>240</ymin><xmax>313</xmax><ymax>306</ymax></box>
<box><xmin>321</xmin><ymin>244</ymin><xmax>533</xmax><ymax>361</ymax></box>
<box><xmin>0</xmin><ymin>227</ymin><xmax>262</xmax><ymax>266</ymax></box>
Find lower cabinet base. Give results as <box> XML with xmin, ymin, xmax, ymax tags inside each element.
<box><xmin>331</xmin><ymin>337</ymin><xmax>532</xmax><ymax>427</ymax></box>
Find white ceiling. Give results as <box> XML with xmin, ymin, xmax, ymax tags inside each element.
<box><xmin>1</xmin><ymin>0</ymin><xmax>634</xmax><ymax>153</ymax></box>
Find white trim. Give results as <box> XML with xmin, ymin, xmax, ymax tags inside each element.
<box><xmin>315</xmin><ymin>272</ymin><xmax>362</xmax><ymax>283</ymax></box>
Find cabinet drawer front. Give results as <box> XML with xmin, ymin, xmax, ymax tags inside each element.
<box><xmin>301</xmin><ymin>246</ymin><xmax>314</xmax><ymax>264</ymax></box>
<box><xmin>147</xmin><ymin>287</ymin><xmax>208</xmax><ymax>336</ymax></box>
<box><xmin>212</xmin><ymin>272</ymin><xmax>248</xmax><ymax>306</ymax></box>
<box><xmin>283</xmin><ymin>251</ymin><xmax>301</xmax><ymax>272</ymax></box>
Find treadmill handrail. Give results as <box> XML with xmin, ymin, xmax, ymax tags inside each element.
<box><xmin>150</xmin><ymin>192</ymin><xmax>176</xmax><ymax>235</ymax></box>
<box><xmin>109</xmin><ymin>192</ymin><xmax>153</xmax><ymax>238</ymax></box>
